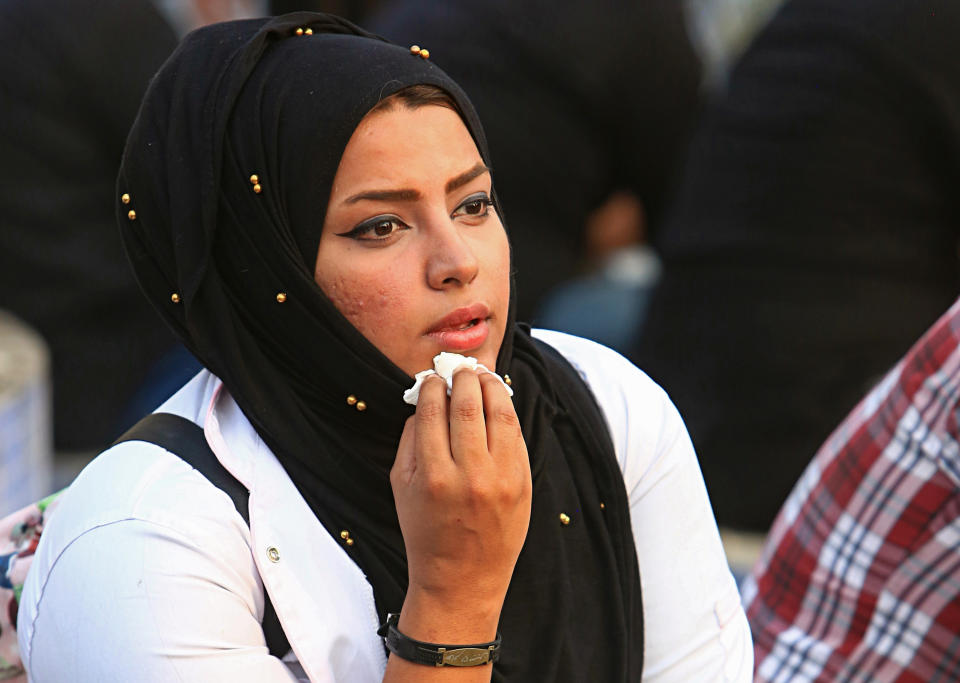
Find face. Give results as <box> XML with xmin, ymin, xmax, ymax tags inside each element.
<box><xmin>315</xmin><ymin>104</ymin><xmax>511</xmax><ymax>377</ymax></box>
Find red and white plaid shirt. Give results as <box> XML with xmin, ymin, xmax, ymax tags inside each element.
<box><xmin>742</xmin><ymin>297</ymin><xmax>960</xmax><ymax>682</ymax></box>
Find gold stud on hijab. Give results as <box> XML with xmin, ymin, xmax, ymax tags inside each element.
<box><xmin>409</xmin><ymin>44</ymin><xmax>430</xmax><ymax>59</ymax></box>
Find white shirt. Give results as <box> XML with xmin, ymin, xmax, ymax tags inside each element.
<box><xmin>18</xmin><ymin>331</ymin><xmax>752</xmax><ymax>682</ymax></box>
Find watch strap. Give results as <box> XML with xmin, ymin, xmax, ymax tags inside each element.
<box><xmin>378</xmin><ymin>613</ymin><xmax>501</xmax><ymax>667</ymax></box>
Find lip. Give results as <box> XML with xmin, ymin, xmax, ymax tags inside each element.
<box><xmin>425</xmin><ymin>303</ymin><xmax>491</xmax><ymax>352</ymax></box>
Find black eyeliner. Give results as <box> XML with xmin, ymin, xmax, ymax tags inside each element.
<box><xmin>335</xmin><ymin>215</ymin><xmax>406</xmax><ymax>239</ymax></box>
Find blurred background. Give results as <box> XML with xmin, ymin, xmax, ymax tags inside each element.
<box><xmin>4</xmin><ymin>0</ymin><xmax>957</xmax><ymax>581</ymax></box>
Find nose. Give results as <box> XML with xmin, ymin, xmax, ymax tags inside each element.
<box><xmin>425</xmin><ymin>219</ymin><xmax>479</xmax><ymax>290</ymax></box>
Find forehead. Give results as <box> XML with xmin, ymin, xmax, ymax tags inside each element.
<box><xmin>332</xmin><ymin>105</ymin><xmax>485</xmax><ymax>191</ymax></box>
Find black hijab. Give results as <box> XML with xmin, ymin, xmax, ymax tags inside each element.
<box><xmin>118</xmin><ymin>13</ymin><xmax>642</xmax><ymax>681</ymax></box>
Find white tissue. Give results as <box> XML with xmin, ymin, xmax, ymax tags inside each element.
<box><xmin>403</xmin><ymin>352</ymin><xmax>514</xmax><ymax>405</ymax></box>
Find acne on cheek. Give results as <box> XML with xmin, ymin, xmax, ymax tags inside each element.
<box><xmin>321</xmin><ymin>275</ymin><xmax>409</xmax><ymax>333</ymax></box>
<box><xmin>321</xmin><ymin>276</ymin><xmax>365</xmax><ymax>319</ymax></box>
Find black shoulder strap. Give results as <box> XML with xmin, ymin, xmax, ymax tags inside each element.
<box><xmin>113</xmin><ymin>412</ymin><xmax>291</xmax><ymax>658</ymax></box>
<box><xmin>115</xmin><ymin>413</ymin><xmax>250</xmax><ymax>519</ymax></box>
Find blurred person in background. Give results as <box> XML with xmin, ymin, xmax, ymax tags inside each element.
<box><xmin>635</xmin><ymin>0</ymin><xmax>960</xmax><ymax>532</ymax></box>
<box><xmin>743</xmin><ymin>295</ymin><xmax>960</xmax><ymax>682</ymax></box>
<box><xmin>367</xmin><ymin>0</ymin><xmax>703</xmax><ymax>350</ymax></box>
<box><xmin>0</xmin><ymin>0</ymin><xmax>264</xmax><ymax>456</ymax></box>
<box><xmin>535</xmin><ymin>191</ymin><xmax>662</xmax><ymax>352</ymax></box>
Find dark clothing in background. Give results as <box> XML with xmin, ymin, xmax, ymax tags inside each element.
<box><xmin>0</xmin><ymin>0</ymin><xmax>181</xmax><ymax>450</ymax></box>
<box><xmin>636</xmin><ymin>0</ymin><xmax>960</xmax><ymax>531</ymax></box>
<box><xmin>368</xmin><ymin>0</ymin><xmax>702</xmax><ymax>321</ymax></box>
<box><xmin>271</xmin><ymin>0</ymin><xmax>382</xmax><ymax>23</ymax></box>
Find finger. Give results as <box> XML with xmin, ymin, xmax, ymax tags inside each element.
<box><xmin>449</xmin><ymin>367</ymin><xmax>486</xmax><ymax>464</ymax></box>
<box><xmin>479</xmin><ymin>372</ymin><xmax>524</xmax><ymax>461</ymax></box>
<box><xmin>414</xmin><ymin>374</ymin><xmax>452</xmax><ymax>470</ymax></box>
<box><xmin>391</xmin><ymin>416</ymin><xmax>417</xmax><ymax>488</ymax></box>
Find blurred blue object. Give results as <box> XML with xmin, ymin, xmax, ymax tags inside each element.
<box><xmin>535</xmin><ymin>246</ymin><xmax>662</xmax><ymax>354</ymax></box>
<box><xmin>116</xmin><ymin>345</ymin><xmax>202</xmax><ymax>436</ymax></box>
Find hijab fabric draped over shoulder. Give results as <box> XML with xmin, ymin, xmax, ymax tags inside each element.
<box><xmin>117</xmin><ymin>13</ymin><xmax>642</xmax><ymax>681</ymax></box>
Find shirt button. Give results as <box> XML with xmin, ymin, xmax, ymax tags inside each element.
<box><xmin>266</xmin><ymin>546</ymin><xmax>280</xmax><ymax>563</ymax></box>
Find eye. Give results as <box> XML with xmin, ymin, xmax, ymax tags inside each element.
<box><xmin>336</xmin><ymin>216</ymin><xmax>410</xmax><ymax>241</ymax></box>
<box><xmin>452</xmin><ymin>193</ymin><xmax>494</xmax><ymax>220</ymax></box>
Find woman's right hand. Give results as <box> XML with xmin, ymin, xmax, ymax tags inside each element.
<box><xmin>389</xmin><ymin>368</ymin><xmax>531</xmax><ymax>648</ymax></box>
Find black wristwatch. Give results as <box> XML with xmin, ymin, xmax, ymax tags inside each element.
<box><xmin>377</xmin><ymin>613</ymin><xmax>501</xmax><ymax>667</ymax></box>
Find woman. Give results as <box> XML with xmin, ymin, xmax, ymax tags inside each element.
<box><xmin>17</xmin><ymin>13</ymin><xmax>751</xmax><ymax>682</ymax></box>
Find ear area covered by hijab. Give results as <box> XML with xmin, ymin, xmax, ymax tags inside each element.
<box><xmin>118</xmin><ymin>12</ymin><xmax>493</xmax><ymax>372</ymax></box>
<box><xmin>117</xmin><ymin>13</ymin><xmax>641</xmax><ymax>681</ymax></box>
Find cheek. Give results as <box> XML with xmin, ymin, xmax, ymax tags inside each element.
<box><xmin>485</xmin><ymin>230</ymin><xmax>512</xmax><ymax>308</ymax></box>
<box><xmin>321</xmin><ymin>272</ymin><xmax>414</xmax><ymax>340</ymax></box>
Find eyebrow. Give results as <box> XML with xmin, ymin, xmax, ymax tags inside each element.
<box><xmin>343</xmin><ymin>162</ymin><xmax>491</xmax><ymax>205</ymax></box>
<box><xmin>445</xmin><ymin>162</ymin><xmax>490</xmax><ymax>194</ymax></box>
<box><xmin>344</xmin><ymin>188</ymin><xmax>420</xmax><ymax>204</ymax></box>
